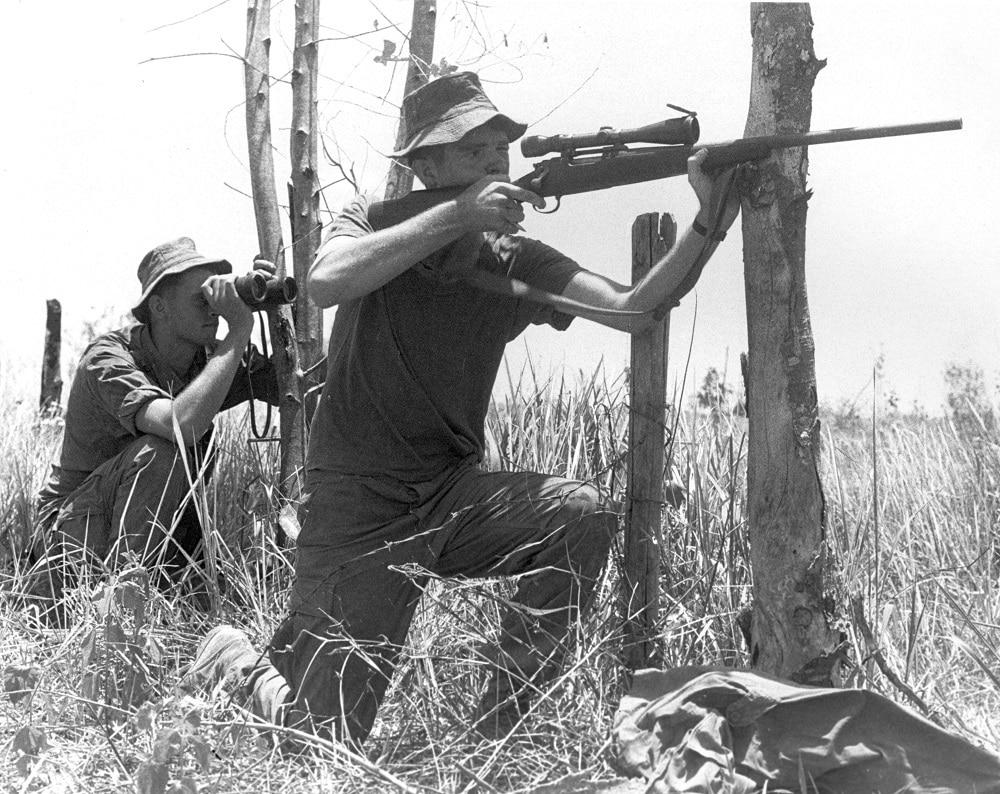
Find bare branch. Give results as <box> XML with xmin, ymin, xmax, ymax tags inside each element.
<box><xmin>314</xmin><ymin>27</ymin><xmax>387</xmax><ymax>45</ymax></box>
<box><xmin>139</xmin><ymin>50</ymin><xmax>247</xmax><ymax>67</ymax></box>
<box><xmin>529</xmin><ymin>66</ymin><xmax>599</xmax><ymax>128</ymax></box>
<box><xmin>139</xmin><ymin>43</ymin><xmax>291</xmax><ymax>87</ymax></box>
<box><xmin>146</xmin><ymin>0</ymin><xmax>235</xmax><ymax>33</ymax></box>
<box><xmin>366</xmin><ymin>0</ymin><xmax>409</xmax><ymax>45</ymax></box>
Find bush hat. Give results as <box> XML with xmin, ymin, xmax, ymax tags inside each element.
<box><xmin>133</xmin><ymin>237</ymin><xmax>232</xmax><ymax>315</ymax></box>
<box><xmin>392</xmin><ymin>71</ymin><xmax>527</xmax><ymax>158</ymax></box>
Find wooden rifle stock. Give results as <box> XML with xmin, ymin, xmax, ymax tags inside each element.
<box><xmin>368</xmin><ymin>118</ymin><xmax>962</xmax><ymax>230</ymax></box>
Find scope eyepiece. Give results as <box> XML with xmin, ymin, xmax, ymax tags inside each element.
<box><xmin>234</xmin><ymin>272</ymin><xmax>298</xmax><ymax>310</ymax></box>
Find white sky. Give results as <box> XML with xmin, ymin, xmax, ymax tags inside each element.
<box><xmin>2</xmin><ymin>1</ymin><xmax>996</xmax><ymax>413</ymax></box>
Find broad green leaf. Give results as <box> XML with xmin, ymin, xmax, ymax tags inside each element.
<box><xmin>135</xmin><ymin>761</ymin><xmax>169</xmax><ymax>794</ymax></box>
<box><xmin>3</xmin><ymin>665</ymin><xmax>41</xmax><ymax>704</ymax></box>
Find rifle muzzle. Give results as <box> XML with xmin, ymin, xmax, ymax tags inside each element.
<box><xmin>234</xmin><ymin>272</ymin><xmax>298</xmax><ymax>310</ymax></box>
<box><xmin>520</xmin><ymin>116</ymin><xmax>700</xmax><ymax>158</ymax></box>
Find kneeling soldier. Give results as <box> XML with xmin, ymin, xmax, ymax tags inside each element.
<box><xmin>30</xmin><ymin>237</ymin><xmax>278</xmax><ymax>619</ymax></box>
<box><xmin>191</xmin><ymin>72</ymin><xmax>739</xmax><ymax>744</ymax></box>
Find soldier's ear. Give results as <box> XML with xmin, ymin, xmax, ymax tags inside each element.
<box><xmin>148</xmin><ymin>294</ymin><xmax>168</xmax><ymax>320</ymax></box>
<box><xmin>410</xmin><ymin>156</ymin><xmax>436</xmax><ymax>188</ymax></box>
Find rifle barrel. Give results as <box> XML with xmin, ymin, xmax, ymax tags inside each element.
<box><xmin>701</xmin><ymin>118</ymin><xmax>962</xmax><ymax>168</ymax></box>
<box><xmin>367</xmin><ymin>119</ymin><xmax>963</xmax><ymax>227</ymax></box>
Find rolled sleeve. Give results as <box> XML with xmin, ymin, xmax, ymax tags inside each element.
<box><xmin>319</xmin><ymin>195</ymin><xmax>374</xmax><ymax>244</ymax></box>
<box><xmin>85</xmin><ymin>345</ymin><xmax>170</xmax><ymax>436</ymax></box>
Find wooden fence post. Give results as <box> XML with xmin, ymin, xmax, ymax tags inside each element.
<box><xmin>39</xmin><ymin>299</ymin><xmax>62</xmax><ymax>414</ymax></box>
<box><xmin>622</xmin><ymin>212</ymin><xmax>675</xmax><ymax>671</ymax></box>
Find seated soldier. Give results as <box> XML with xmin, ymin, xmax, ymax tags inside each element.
<box><xmin>29</xmin><ymin>237</ymin><xmax>278</xmax><ymax>617</ymax></box>
<box><xmin>190</xmin><ymin>72</ymin><xmax>740</xmax><ymax>744</ymax></box>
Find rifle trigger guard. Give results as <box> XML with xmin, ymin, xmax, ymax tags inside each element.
<box><xmin>522</xmin><ymin>162</ymin><xmax>559</xmax><ymax>213</ymax></box>
<box><xmin>534</xmin><ymin>196</ymin><xmax>560</xmax><ymax>215</ymax></box>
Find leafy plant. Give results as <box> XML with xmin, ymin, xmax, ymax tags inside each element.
<box><xmin>80</xmin><ymin>565</ymin><xmax>163</xmax><ymax>719</ymax></box>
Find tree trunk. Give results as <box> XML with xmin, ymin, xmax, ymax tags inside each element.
<box><xmin>383</xmin><ymin>0</ymin><xmax>437</xmax><ymax>200</ymax></box>
<box><xmin>622</xmin><ymin>213</ymin><xmax>674</xmax><ymax>672</ymax></box>
<box><xmin>290</xmin><ymin>0</ymin><xmax>324</xmax><ymax>414</ymax></box>
<box><xmin>741</xmin><ymin>3</ymin><xmax>842</xmax><ymax>684</ymax></box>
<box><xmin>245</xmin><ymin>0</ymin><xmax>306</xmax><ymax>500</ymax></box>
<box><xmin>39</xmin><ymin>299</ymin><xmax>63</xmax><ymax>414</ymax></box>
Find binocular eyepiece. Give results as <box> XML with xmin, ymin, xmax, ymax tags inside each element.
<box><xmin>234</xmin><ymin>272</ymin><xmax>298</xmax><ymax>310</ymax></box>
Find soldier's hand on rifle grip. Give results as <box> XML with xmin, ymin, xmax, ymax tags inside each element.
<box><xmin>687</xmin><ymin>150</ymin><xmax>741</xmax><ymax>235</ymax></box>
<box><xmin>456</xmin><ymin>176</ymin><xmax>545</xmax><ymax>236</ymax></box>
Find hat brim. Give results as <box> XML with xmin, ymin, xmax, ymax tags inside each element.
<box><xmin>132</xmin><ymin>257</ymin><xmax>232</xmax><ymax>315</ymax></box>
<box><xmin>392</xmin><ymin>110</ymin><xmax>527</xmax><ymax>158</ymax></box>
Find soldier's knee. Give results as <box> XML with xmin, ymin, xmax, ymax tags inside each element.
<box><xmin>133</xmin><ymin>434</ymin><xmax>182</xmax><ymax>470</ymax></box>
<box><xmin>131</xmin><ymin>435</ymin><xmax>192</xmax><ymax>488</ymax></box>
<box><xmin>116</xmin><ymin>435</ymin><xmax>194</xmax><ymax>522</ymax></box>
<box><xmin>560</xmin><ymin>483</ymin><xmax>617</xmax><ymax>543</ymax></box>
<box><xmin>560</xmin><ymin>481</ymin><xmax>601</xmax><ymax>516</ymax></box>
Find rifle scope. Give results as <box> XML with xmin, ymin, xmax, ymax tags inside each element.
<box><xmin>520</xmin><ymin>116</ymin><xmax>700</xmax><ymax>158</ymax></box>
<box><xmin>234</xmin><ymin>272</ymin><xmax>298</xmax><ymax>310</ymax></box>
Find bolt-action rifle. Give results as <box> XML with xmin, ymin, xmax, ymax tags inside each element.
<box><xmin>368</xmin><ymin>114</ymin><xmax>962</xmax><ymax>229</ymax></box>
<box><xmin>364</xmin><ymin>112</ymin><xmax>961</xmax><ymax>319</ymax></box>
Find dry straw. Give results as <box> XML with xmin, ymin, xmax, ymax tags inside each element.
<box><xmin>1</xmin><ymin>362</ymin><xmax>998</xmax><ymax>791</ymax></box>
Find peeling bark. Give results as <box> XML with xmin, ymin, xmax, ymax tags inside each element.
<box><xmin>290</xmin><ymin>0</ymin><xmax>324</xmax><ymax>417</ymax></box>
<box><xmin>741</xmin><ymin>3</ymin><xmax>842</xmax><ymax>683</ymax></box>
<box><xmin>384</xmin><ymin>0</ymin><xmax>437</xmax><ymax>201</ymax></box>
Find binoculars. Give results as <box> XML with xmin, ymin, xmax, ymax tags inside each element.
<box><xmin>234</xmin><ymin>272</ymin><xmax>298</xmax><ymax>310</ymax></box>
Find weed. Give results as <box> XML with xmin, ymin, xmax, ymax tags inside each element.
<box><xmin>0</xmin><ymin>366</ymin><xmax>998</xmax><ymax>790</ymax></box>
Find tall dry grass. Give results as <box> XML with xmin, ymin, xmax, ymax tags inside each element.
<box><xmin>1</xmin><ymin>363</ymin><xmax>998</xmax><ymax>792</ymax></box>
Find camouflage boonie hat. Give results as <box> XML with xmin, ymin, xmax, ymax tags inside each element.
<box><xmin>133</xmin><ymin>237</ymin><xmax>231</xmax><ymax>315</ymax></box>
<box><xmin>392</xmin><ymin>71</ymin><xmax>527</xmax><ymax>158</ymax></box>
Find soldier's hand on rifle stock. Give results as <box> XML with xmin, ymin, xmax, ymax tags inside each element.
<box><xmin>456</xmin><ymin>177</ymin><xmax>544</xmax><ymax>236</ymax></box>
<box><xmin>687</xmin><ymin>149</ymin><xmax>741</xmax><ymax>235</ymax></box>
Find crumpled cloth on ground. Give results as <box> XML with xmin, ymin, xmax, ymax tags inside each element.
<box><xmin>613</xmin><ymin>666</ymin><xmax>1000</xmax><ymax>794</ymax></box>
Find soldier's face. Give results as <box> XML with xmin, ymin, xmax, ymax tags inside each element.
<box><xmin>419</xmin><ymin>125</ymin><xmax>511</xmax><ymax>188</ymax></box>
<box><xmin>158</xmin><ymin>266</ymin><xmax>220</xmax><ymax>348</ymax></box>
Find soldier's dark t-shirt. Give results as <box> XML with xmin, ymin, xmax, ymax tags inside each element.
<box><xmin>306</xmin><ymin>194</ymin><xmax>583</xmax><ymax>483</ymax></box>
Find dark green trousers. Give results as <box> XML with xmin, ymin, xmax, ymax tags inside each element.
<box><xmin>30</xmin><ymin>434</ymin><xmax>204</xmax><ymax>612</ymax></box>
<box><xmin>268</xmin><ymin>459</ymin><xmax>617</xmax><ymax>744</ymax></box>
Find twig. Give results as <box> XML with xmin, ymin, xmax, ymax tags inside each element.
<box><xmin>147</xmin><ymin>0</ymin><xmax>234</xmax><ymax>33</ymax></box>
<box><xmin>849</xmin><ymin>595</ymin><xmax>937</xmax><ymax>721</ymax></box>
<box><xmin>139</xmin><ymin>51</ymin><xmax>247</xmax><ymax>66</ymax></box>
<box><xmin>209</xmin><ymin>711</ymin><xmax>427</xmax><ymax>794</ymax></box>
<box><xmin>97</xmin><ymin>717</ymin><xmax>131</xmax><ymax>778</ymax></box>
<box><xmin>454</xmin><ymin>760</ymin><xmax>503</xmax><ymax>793</ymax></box>
<box><xmin>314</xmin><ymin>28</ymin><xmax>387</xmax><ymax>44</ymax></box>
<box><xmin>529</xmin><ymin>66</ymin><xmax>600</xmax><ymax>128</ymax></box>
